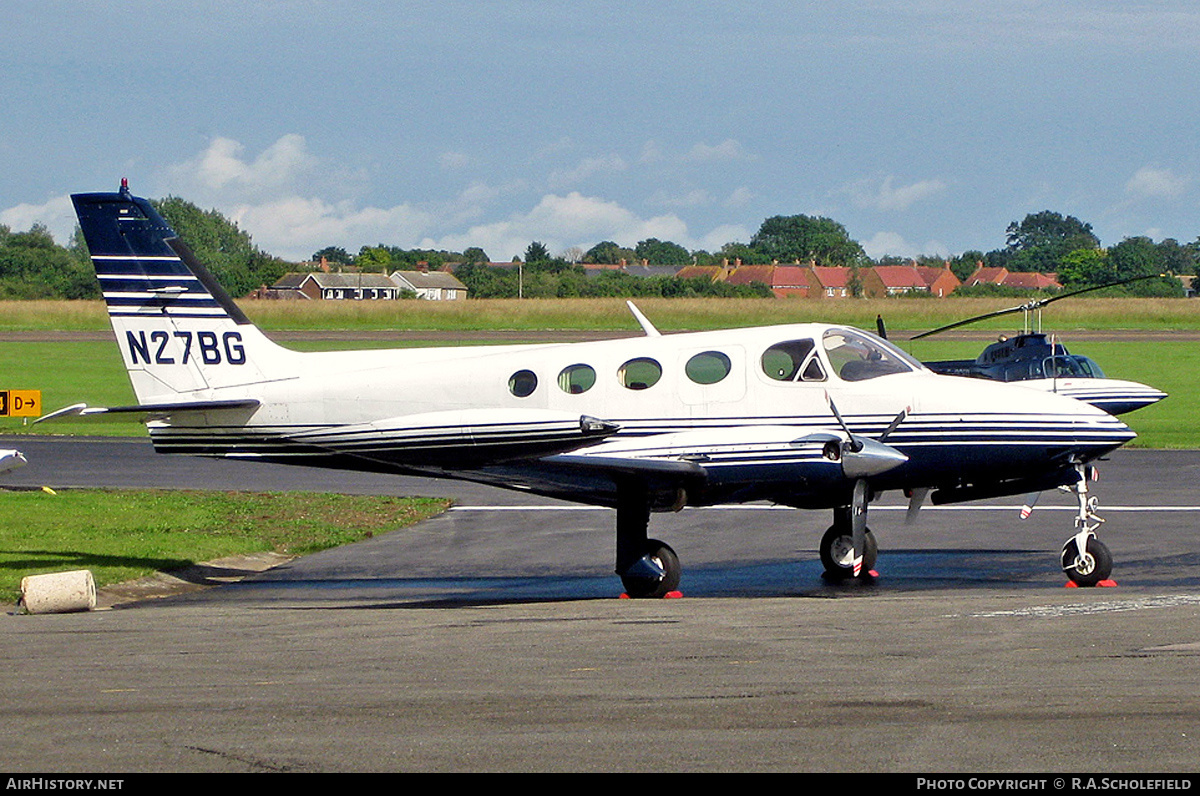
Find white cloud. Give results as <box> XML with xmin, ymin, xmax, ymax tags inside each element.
<box><xmin>547</xmin><ymin>154</ymin><xmax>627</xmax><ymax>190</ymax></box>
<box><xmin>230</xmin><ymin>197</ymin><xmax>435</xmax><ymax>261</ymax></box>
<box><xmin>438</xmin><ymin>150</ymin><xmax>471</xmax><ymax>170</ymax></box>
<box><xmin>683</xmin><ymin>139</ymin><xmax>752</xmax><ymax>163</ymax></box>
<box><xmin>1125</xmin><ymin>166</ymin><xmax>1190</xmax><ymax>199</ymax></box>
<box><xmin>0</xmin><ymin>195</ymin><xmax>76</xmax><ymax>244</ymax></box>
<box><xmin>842</xmin><ymin>175</ymin><xmax>947</xmax><ymax>212</ymax></box>
<box><xmin>723</xmin><ymin>187</ymin><xmax>755</xmax><ymax>208</ymax></box>
<box><xmin>648</xmin><ymin>188</ymin><xmax>713</xmax><ymax>209</ymax></box>
<box><xmin>164</xmin><ymin>134</ymin><xmax>319</xmax><ymax>201</ymax></box>
<box><xmin>861</xmin><ymin>231</ymin><xmax>950</xmax><ymax>260</ymax></box>
<box><xmin>426</xmin><ymin>192</ymin><xmax>694</xmax><ymax>261</ymax></box>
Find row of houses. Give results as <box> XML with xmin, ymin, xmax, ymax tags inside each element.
<box><xmin>261</xmin><ymin>260</ymin><xmax>1063</xmax><ymax>302</ymax></box>
<box><xmin>672</xmin><ymin>262</ymin><xmax>1063</xmax><ymax>298</ymax></box>
<box><xmin>264</xmin><ymin>269</ymin><xmax>469</xmax><ymax>301</ymax></box>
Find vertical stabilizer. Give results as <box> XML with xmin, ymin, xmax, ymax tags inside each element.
<box><xmin>71</xmin><ymin>182</ymin><xmax>292</xmax><ymax>403</ymax></box>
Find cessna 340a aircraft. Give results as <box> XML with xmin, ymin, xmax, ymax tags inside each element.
<box><xmin>40</xmin><ymin>182</ymin><xmax>1139</xmax><ymax>595</ymax></box>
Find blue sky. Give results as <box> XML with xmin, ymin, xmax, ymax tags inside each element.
<box><xmin>2</xmin><ymin>1</ymin><xmax>1198</xmax><ymax>262</ymax></box>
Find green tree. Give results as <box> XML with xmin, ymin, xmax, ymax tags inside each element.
<box><xmin>154</xmin><ymin>197</ymin><xmax>287</xmax><ymax>296</ymax></box>
<box><xmin>1108</xmin><ymin>237</ymin><xmax>1183</xmax><ymax>296</ymax></box>
<box><xmin>355</xmin><ymin>246</ymin><xmax>392</xmax><ymax>270</ymax></box>
<box><xmin>462</xmin><ymin>246</ymin><xmax>490</xmax><ymax>264</ymax></box>
<box><xmin>0</xmin><ymin>222</ymin><xmax>99</xmax><ymax>299</ymax></box>
<box><xmin>525</xmin><ymin>241</ymin><xmax>550</xmax><ymax>263</ymax></box>
<box><xmin>634</xmin><ymin>238</ymin><xmax>690</xmax><ymax>264</ymax></box>
<box><xmin>1057</xmin><ymin>248</ymin><xmax>1113</xmax><ymax>289</ymax></box>
<box><xmin>1003</xmin><ymin>210</ymin><xmax>1100</xmax><ymax>272</ymax></box>
<box><xmin>312</xmin><ymin>246</ymin><xmax>351</xmax><ymax>265</ymax></box>
<box><xmin>750</xmin><ymin>215</ymin><xmax>866</xmax><ymax>266</ymax></box>
<box><xmin>948</xmin><ymin>250</ymin><xmax>986</xmax><ymax>282</ymax></box>
<box><xmin>582</xmin><ymin>241</ymin><xmax>634</xmax><ymax>264</ymax></box>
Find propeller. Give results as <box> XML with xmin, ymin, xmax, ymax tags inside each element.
<box><xmin>825</xmin><ymin>394</ymin><xmax>912</xmax><ymax>575</ymax></box>
<box><xmin>909</xmin><ymin>273</ymin><xmax>1170</xmax><ymax>341</ymax></box>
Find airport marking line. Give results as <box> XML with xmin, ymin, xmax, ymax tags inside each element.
<box><xmin>450</xmin><ymin>504</ymin><xmax>1200</xmax><ymax>512</ymax></box>
<box><xmin>962</xmin><ymin>594</ymin><xmax>1200</xmax><ymax>618</ymax></box>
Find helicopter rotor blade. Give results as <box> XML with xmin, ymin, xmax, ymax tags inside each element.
<box><xmin>908</xmin><ymin>272</ymin><xmax>1170</xmax><ymax>341</ymax></box>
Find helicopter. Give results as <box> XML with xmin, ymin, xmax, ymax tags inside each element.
<box><xmin>877</xmin><ymin>274</ymin><xmax>1169</xmax><ymax>416</ymax></box>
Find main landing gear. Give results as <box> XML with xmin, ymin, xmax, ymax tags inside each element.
<box><xmin>1060</xmin><ymin>461</ymin><xmax>1113</xmax><ymax>587</ymax></box>
<box><xmin>614</xmin><ymin>486</ymin><xmax>681</xmax><ymax>599</ymax></box>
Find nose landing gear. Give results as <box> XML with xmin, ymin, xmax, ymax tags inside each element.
<box><xmin>1060</xmin><ymin>461</ymin><xmax>1114</xmax><ymax>587</ymax></box>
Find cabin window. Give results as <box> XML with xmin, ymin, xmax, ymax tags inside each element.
<box><xmin>508</xmin><ymin>369</ymin><xmax>538</xmax><ymax>397</ymax></box>
<box><xmin>558</xmin><ymin>363</ymin><xmax>596</xmax><ymax>394</ymax></box>
<box><xmin>685</xmin><ymin>351</ymin><xmax>732</xmax><ymax>385</ymax></box>
<box><xmin>619</xmin><ymin>357</ymin><xmax>662</xmax><ymax>390</ymax></box>
<box><xmin>822</xmin><ymin>329</ymin><xmax>913</xmax><ymax>381</ymax></box>
<box><xmin>762</xmin><ymin>339</ymin><xmax>825</xmax><ymax>382</ymax></box>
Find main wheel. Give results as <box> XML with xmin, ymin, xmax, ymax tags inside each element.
<box><xmin>1061</xmin><ymin>536</ymin><xmax>1112</xmax><ymax>587</ymax></box>
<box><xmin>819</xmin><ymin>525</ymin><xmax>878</xmax><ymax>579</ymax></box>
<box><xmin>620</xmin><ymin>539</ymin><xmax>680</xmax><ymax>598</ymax></box>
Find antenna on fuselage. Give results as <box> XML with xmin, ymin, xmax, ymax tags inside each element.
<box><xmin>626</xmin><ymin>301</ymin><xmax>661</xmax><ymax>337</ymax></box>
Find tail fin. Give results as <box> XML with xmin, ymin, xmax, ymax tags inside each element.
<box><xmin>72</xmin><ymin>181</ymin><xmax>292</xmax><ymax>403</ymax></box>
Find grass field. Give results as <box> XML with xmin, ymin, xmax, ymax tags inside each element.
<box><xmin>4</xmin><ymin>296</ymin><xmax>1200</xmax><ymax>333</ymax></box>
<box><xmin>0</xmin><ymin>489</ymin><xmax>448</xmax><ymax>603</ymax></box>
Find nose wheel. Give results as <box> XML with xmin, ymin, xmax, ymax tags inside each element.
<box><xmin>1061</xmin><ymin>536</ymin><xmax>1112</xmax><ymax>587</ymax></box>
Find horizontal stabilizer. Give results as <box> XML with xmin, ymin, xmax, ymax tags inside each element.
<box><xmin>36</xmin><ymin>399</ymin><xmax>261</xmax><ymax>424</ymax></box>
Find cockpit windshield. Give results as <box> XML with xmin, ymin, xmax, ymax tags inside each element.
<box><xmin>822</xmin><ymin>328</ymin><xmax>920</xmax><ymax>381</ymax></box>
<box><xmin>1044</xmin><ymin>355</ymin><xmax>1104</xmax><ymax>379</ymax></box>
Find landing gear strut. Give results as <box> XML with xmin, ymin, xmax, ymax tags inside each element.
<box><xmin>615</xmin><ymin>485</ymin><xmax>681</xmax><ymax>598</ymax></box>
<box><xmin>1061</xmin><ymin>461</ymin><xmax>1113</xmax><ymax>587</ymax></box>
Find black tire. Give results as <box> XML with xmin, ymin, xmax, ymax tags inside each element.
<box><xmin>1061</xmin><ymin>537</ymin><xmax>1113</xmax><ymax>587</ymax></box>
<box><xmin>819</xmin><ymin>525</ymin><xmax>878</xmax><ymax>579</ymax></box>
<box><xmin>620</xmin><ymin>539</ymin><xmax>681</xmax><ymax>598</ymax></box>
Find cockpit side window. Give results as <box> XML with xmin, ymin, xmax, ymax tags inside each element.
<box><xmin>822</xmin><ymin>329</ymin><xmax>914</xmax><ymax>382</ymax></box>
<box><xmin>762</xmin><ymin>339</ymin><xmax>825</xmax><ymax>382</ymax></box>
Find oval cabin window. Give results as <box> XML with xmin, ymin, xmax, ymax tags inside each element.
<box><xmin>619</xmin><ymin>357</ymin><xmax>662</xmax><ymax>390</ymax></box>
<box><xmin>558</xmin><ymin>363</ymin><xmax>597</xmax><ymax>394</ymax></box>
<box><xmin>508</xmin><ymin>369</ymin><xmax>538</xmax><ymax>397</ymax></box>
<box><xmin>685</xmin><ymin>351</ymin><xmax>732</xmax><ymax>385</ymax></box>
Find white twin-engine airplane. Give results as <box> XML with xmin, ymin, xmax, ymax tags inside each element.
<box><xmin>42</xmin><ymin>182</ymin><xmax>1138</xmax><ymax>596</ymax></box>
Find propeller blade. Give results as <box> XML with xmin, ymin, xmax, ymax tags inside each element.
<box><xmin>878</xmin><ymin>406</ymin><xmax>910</xmax><ymax>442</ymax></box>
<box><xmin>905</xmin><ymin>487</ymin><xmax>929</xmax><ymax>525</ymax></box>
<box><xmin>825</xmin><ymin>393</ymin><xmax>861</xmax><ymax>451</ymax></box>
<box><xmin>876</xmin><ymin>314</ymin><xmax>888</xmax><ymax>339</ymax></box>
<box><xmin>1019</xmin><ymin>492</ymin><xmax>1040</xmax><ymax>520</ymax></box>
<box><xmin>851</xmin><ymin>478</ymin><xmax>869</xmax><ymax>577</ymax></box>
